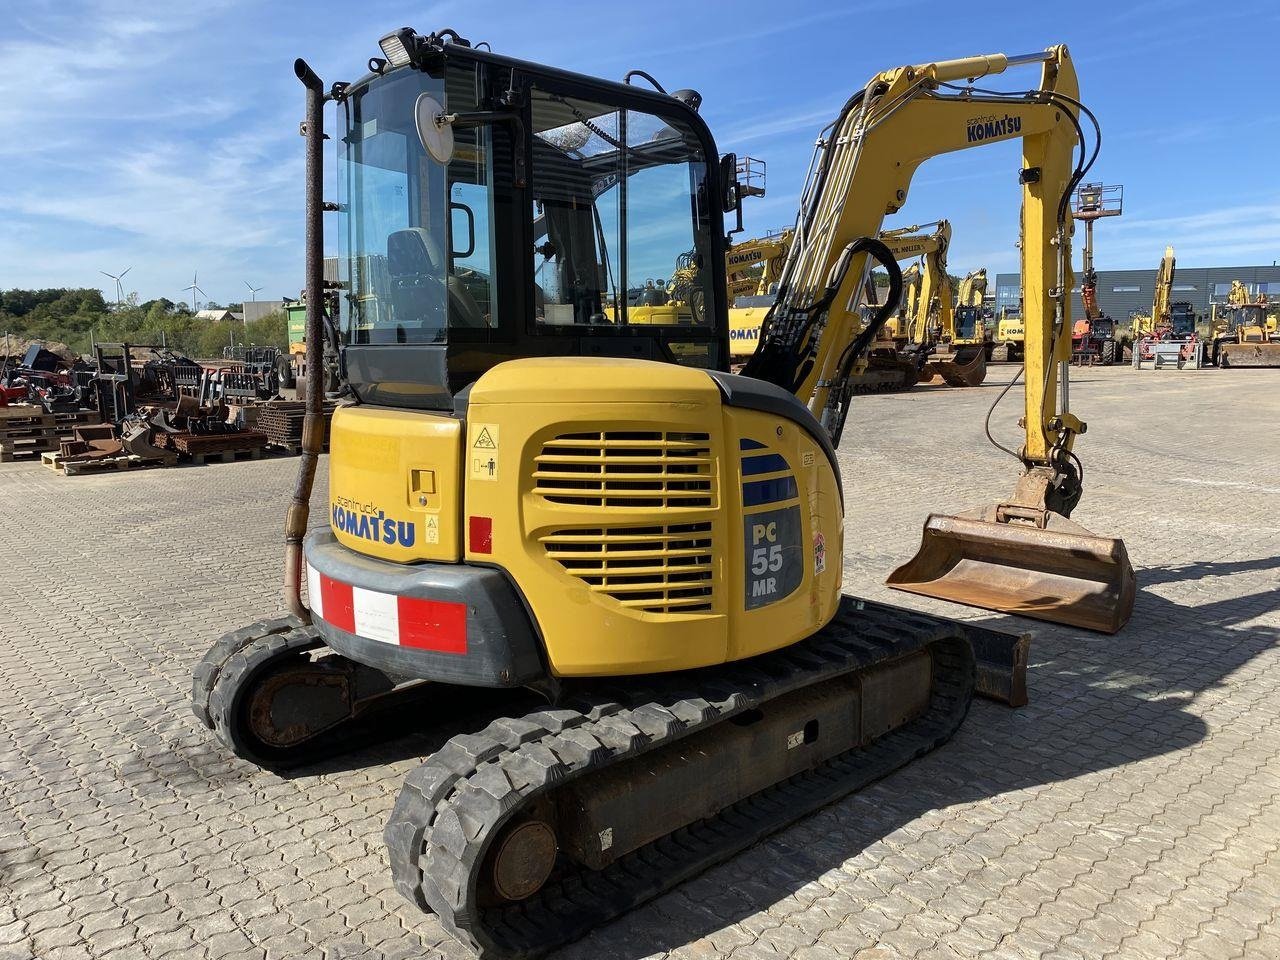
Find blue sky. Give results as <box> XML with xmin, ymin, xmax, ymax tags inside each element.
<box><xmin>3</xmin><ymin>0</ymin><xmax>1278</xmax><ymax>307</ymax></box>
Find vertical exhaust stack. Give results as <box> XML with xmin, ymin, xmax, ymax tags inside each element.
<box><xmin>283</xmin><ymin>58</ymin><xmax>328</xmax><ymax>623</ymax></box>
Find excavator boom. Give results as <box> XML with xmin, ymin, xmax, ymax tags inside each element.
<box><xmin>739</xmin><ymin>45</ymin><xmax>1134</xmax><ymax>632</ymax></box>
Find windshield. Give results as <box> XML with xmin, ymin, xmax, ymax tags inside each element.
<box><xmin>338</xmin><ymin>67</ymin><xmax>500</xmax><ymax>345</ymax></box>
<box><xmin>954</xmin><ymin>306</ymin><xmax>982</xmax><ymax>340</ymax></box>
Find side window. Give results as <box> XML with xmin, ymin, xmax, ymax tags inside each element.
<box><xmin>445</xmin><ymin>124</ymin><xmax>499</xmax><ymax>329</ymax></box>
<box><xmin>528</xmin><ymin>88</ymin><xmax>713</xmax><ymax>328</ymax></box>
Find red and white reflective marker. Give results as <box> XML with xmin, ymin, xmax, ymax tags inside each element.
<box><xmin>306</xmin><ymin>564</ymin><xmax>467</xmax><ymax>655</ymax></box>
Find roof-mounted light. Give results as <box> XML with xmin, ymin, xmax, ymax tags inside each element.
<box><xmin>378</xmin><ymin>27</ymin><xmax>417</xmax><ymax>68</ymax></box>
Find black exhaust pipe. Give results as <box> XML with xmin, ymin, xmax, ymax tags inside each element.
<box><xmin>284</xmin><ymin>58</ymin><xmax>327</xmax><ymax>622</ymax></box>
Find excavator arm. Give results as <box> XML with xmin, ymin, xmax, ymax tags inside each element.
<box><xmin>742</xmin><ymin>45</ymin><xmax>1134</xmax><ymax>633</ymax></box>
<box><xmin>745</xmin><ymin>48</ymin><xmax>1082</xmax><ymax>466</ymax></box>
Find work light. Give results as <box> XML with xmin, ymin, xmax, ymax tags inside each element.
<box><xmin>378</xmin><ymin>28</ymin><xmax>416</xmax><ymax>68</ymax></box>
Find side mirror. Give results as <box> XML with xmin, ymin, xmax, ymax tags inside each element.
<box><xmin>719</xmin><ymin>153</ymin><xmax>741</xmax><ymax>214</ymax></box>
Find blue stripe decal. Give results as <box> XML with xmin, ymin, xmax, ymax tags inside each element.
<box><xmin>741</xmin><ymin>453</ymin><xmax>789</xmax><ymax>476</ymax></box>
<box><xmin>742</xmin><ymin>476</ymin><xmax>799</xmax><ymax>507</ymax></box>
<box><xmin>739</xmin><ymin>438</ymin><xmax>767</xmax><ymax>450</ymax></box>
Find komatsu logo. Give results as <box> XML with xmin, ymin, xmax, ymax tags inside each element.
<box><xmin>966</xmin><ymin>114</ymin><xmax>1022</xmax><ymax>143</ymax></box>
<box><xmin>728</xmin><ymin>249</ymin><xmax>765</xmax><ymax>268</ymax></box>
<box><xmin>730</xmin><ymin>327</ymin><xmax>759</xmax><ymax>341</ymax></box>
<box><xmin>331</xmin><ymin>497</ymin><xmax>415</xmax><ymax>547</ymax></box>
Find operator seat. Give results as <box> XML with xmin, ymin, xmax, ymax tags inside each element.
<box><xmin>387</xmin><ymin>228</ymin><xmax>489</xmax><ymax>333</ymax></box>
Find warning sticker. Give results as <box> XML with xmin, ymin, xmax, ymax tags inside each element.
<box><xmin>813</xmin><ymin>531</ymin><xmax>826</xmax><ymax>575</ymax></box>
<box><xmin>425</xmin><ymin>516</ymin><xmax>440</xmax><ymax>544</ymax></box>
<box><xmin>470</xmin><ymin>423</ymin><xmax>499</xmax><ymax>482</ymax></box>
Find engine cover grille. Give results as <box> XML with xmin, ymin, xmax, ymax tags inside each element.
<box><xmin>540</xmin><ymin>522</ymin><xmax>715</xmax><ymax>614</ymax></box>
<box><xmin>533</xmin><ymin>431</ymin><xmax>714</xmax><ymax>508</ymax></box>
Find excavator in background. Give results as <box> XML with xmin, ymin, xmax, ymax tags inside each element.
<box><xmin>732</xmin><ymin>219</ymin><xmax>986</xmax><ymax>388</ymax></box>
<box><xmin>192</xmin><ymin>34</ymin><xmax>1133</xmax><ymax>959</ymax></box>
<box><xmin>1128</xmin><ymin>246</ymin><xmax>1201</xmax><ymax>368</ymax></box>
<box><xmin>1209</xmin><ymin>280</ymin><xmax>1280</xmax><ymax>366</ymax></box>
<box><xmin>1069</xmin><ymin>182</ymin><xmax>1122</xmax><ymax>365</ymax></box>
<box><xmin>728</xmin><ymin>222</ymin><xmax>951</xmax><ymax>364</ymax></box>
<box><xmin>886</xmin><ymin>225</ymin><xmax>988</xmax><ymax>386</ymax></box>
<box><xmin>948</xmin><ymin>266</ymin><xmax>992</xmax><ymax>357</ymax></box>
<box><xmin>726</xmin><ymin>229</ymin><xmax>792</xmax><ymax>305</ymax></box>
<box><xmin>992</xmin><ymin>303</ymin><xmax>1024</xmax><ymax>362</ymax></box>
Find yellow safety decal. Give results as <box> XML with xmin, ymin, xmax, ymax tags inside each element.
<box><xmin>469</xmin><ymin>423</ymin><xmax>500</xmax><ymax>482</ymax></box>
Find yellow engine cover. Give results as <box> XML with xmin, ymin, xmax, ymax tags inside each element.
<box><xmin>461</xmin><ymin>357</ymin><xmax>844</xmax><ymax>677</ymax></box>
<box><xmin>327</xmin><ymin>405</ymin><xmax>463</xmax><ymax>563</ymax></box>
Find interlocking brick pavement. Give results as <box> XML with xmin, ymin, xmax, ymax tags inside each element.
<box><xmin>1</xmin><ymin>366</ymin><xmax>1277</xmax><ymax>959</ymax></box>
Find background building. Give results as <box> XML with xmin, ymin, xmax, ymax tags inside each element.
<box><xmin>994</xmin><ymin>264</ymin><xmax>1280</xmax><ymax>319</ymax></box>
<box><xmin>241</xmin><ymin>300</ymin><xmax>286</xmax><ymax>323</ymax></box>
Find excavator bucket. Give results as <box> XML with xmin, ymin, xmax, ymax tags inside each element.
<box><xmin>886</xmin><ymin>508</ymin><xmax>1136</xmax><ymax>634</ymax></box>
<box><xmin>920</xmin><ymin>344</ymin><xmax>988</xmax><ymax>387</ymax></box>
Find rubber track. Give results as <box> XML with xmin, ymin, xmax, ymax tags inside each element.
<box><xmin>385</xmin><ymin>597</ymin><xmax>975</xmax><ymax>959</ymax></box>
<box><xmin>191</xmin><ymin>616</ymin><xmax>301</xmax><ymax>729</ymax></box>
<box><xmin>204</xmin><ymin>626</ymin><xmax>327</xmax><ymax>766</ymax></box>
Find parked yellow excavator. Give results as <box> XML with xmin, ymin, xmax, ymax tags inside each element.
<box><xmin>192</xmin><ymin>32</ymin><xmax>1134</xmax><ymax>959</ymax></box>
<box><xmin>1127</xmin><ymin>246</ymin><xmax>1200</xmax><ymax>366</ymax></box>
<box><xmin>731</xmin><ymin>219</ymin><xmax>984</xmax><ymax>388</ymax></box>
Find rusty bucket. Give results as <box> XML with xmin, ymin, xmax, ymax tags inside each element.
<box><xmin>920</xmin><ymin>344</ymin><xmax>988</xmax><ymax>387</ymax></box>
<box><xmin>886</xmin><ymin>508</ymin><xmax>1136</xmax><ymax>634</ymax></box>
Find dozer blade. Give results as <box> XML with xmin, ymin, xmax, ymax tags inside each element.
<box><xmin>1220</xmin><ymin>341</ymin><xmax>1280</xmax><ymax>367</ymax></box>
<box><xmin>886</xmin><ymin>509</ymin><xmax>1136</xmax><ymax>634</ymax></box>
<box><xmin>920</xmin><ymin>344</ymin><xmax>988</xmax><ymax>387</ymax></box>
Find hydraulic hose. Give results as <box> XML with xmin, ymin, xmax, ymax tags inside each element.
<box><xmin>822</xmin><ymin>237</ymin><xmax>903</xmax><ymax>446</ymax></box>
<box><xmin>284</xmin><ymin>58</ymin><xmax>327</xmax><ymax>624</ymax></box>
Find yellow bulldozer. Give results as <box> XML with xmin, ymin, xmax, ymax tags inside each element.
<box><xmin>1208</xmin><ymin>280</ymin><xmax>1280</xmax><ymax>366</ymax></box>
<box><xmin>192</xmin><ymin>32</ymin><xmax>1135</xmax><ymax>959</ymax></box>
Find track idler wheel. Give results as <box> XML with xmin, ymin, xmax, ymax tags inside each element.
<box><xmin>194</xmin><ymin>621</ymin><xmax>410</xmax><ymax>768</ymax></box>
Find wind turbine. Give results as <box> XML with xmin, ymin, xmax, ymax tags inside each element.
<box><xmin>184</xmin><ymin>271</ymin><xmax>206</xmax><ymax>312</ymax></box>
<box><xmin>243</xmin><ymin>280</ymin><xmax>264</xmax><ymax>301</ymax></box>
<box><xmin>99</xmin><ymin>266</ymin><xmax>131</xmax><ymax>309</ymax></box>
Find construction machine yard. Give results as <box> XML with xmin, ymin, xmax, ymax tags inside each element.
<box><xmin>3</xmin><ymin>15</ymin><xmax>1279</xmax><ymax>960</ymax></box>
<box><xmin>2</xmin><ymin>365</ymin><xmax>1277</xmax><ymax>960</ymax></box>
<box><xmin>176</xmin><ymin>33</ymin><xmax>1139</xmax><ymax>959</ymax></box>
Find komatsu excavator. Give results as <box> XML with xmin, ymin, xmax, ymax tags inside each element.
<box><xmin>732</xmin><ymin>220</ymin><xmax>983</xmax><ymax>388</ymax></box>
<box><xmin>899</xmin><ymin>232</ymin><xmax>989</xmax><ymax>387</ymax></box>
<box><xmin>192</xmin><ymin>32</ymin><xmax>1134</xmax><ymax>959</ymax></box>
<box><xmin>1129</xmin><ymin>246</ymin><xmax>1200</xmax><ymax>367</ymax></box>
<box><xmin>726</xmin><ymin>228</ymin><xmax>792</xmax><ymax>304</ymax></box>
<box><xmin>727</xmin><ymin>220</ymin><xmax>942</xmax><ymax>372</ymax></box>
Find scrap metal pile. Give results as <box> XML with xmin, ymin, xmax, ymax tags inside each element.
<box><xmin>0</xmin><ymin>339</ymin><xmax>341</xmax><ymax>475</ymax></box>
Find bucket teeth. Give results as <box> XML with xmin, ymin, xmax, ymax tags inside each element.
<box><xmin>886</xmin><ymin>510</ymin><xmax>1136</xmax><ymax>634</ymax></box>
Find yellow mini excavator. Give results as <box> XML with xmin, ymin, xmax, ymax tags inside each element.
<box><xmin>193</xmin><ymin>31</ymin><xmax>1134</xmax><ymax>959</ymax></box>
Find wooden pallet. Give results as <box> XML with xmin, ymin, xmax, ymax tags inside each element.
<box><xmin>187</xmin><ymin>446</ymin><xmax>269</xmax><ymax>465</ymax></box>
<box><xmin>41</xmin><ymin>450</ymin><xmax>169</xmax><ymax>476</ymax></box>
<box><xmin>51</xmin><ymin>410</ymin><xmax>102</xmax><ymax>438</ymax></box>
<box><xmin>0</xmin><ymin>416</ymin><xmax>55</xmax><ymax>434</ymax></box>
<box><xmin>266</xmin><ymin>440</ymin><xmax>330</xmax><ymax>455</ymax></box>
<box><xmin>0</xmin><ymin>424</ymin><xmax>59</xmax><ymax>442</ymax></box>
<box><xmin>0</xmin><ymin>436</ymin><xmax>60</xmax><ymax>462</ymax></box>
<box><xmin>1</xmin><ymin>446</ymin><xmax>56</xmax><ymax>463</ymax></box>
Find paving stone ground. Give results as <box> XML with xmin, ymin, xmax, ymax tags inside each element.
<box><xmin>1</xmin><ymin>364</ymin><xmax>1277</xmax><ymax>960</ymax></box>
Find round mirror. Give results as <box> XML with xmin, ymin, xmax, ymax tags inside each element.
<box><xmin>415</xmin><ymin>94</ymin><xmax>454</xmax><ymax>164</ymax></box>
